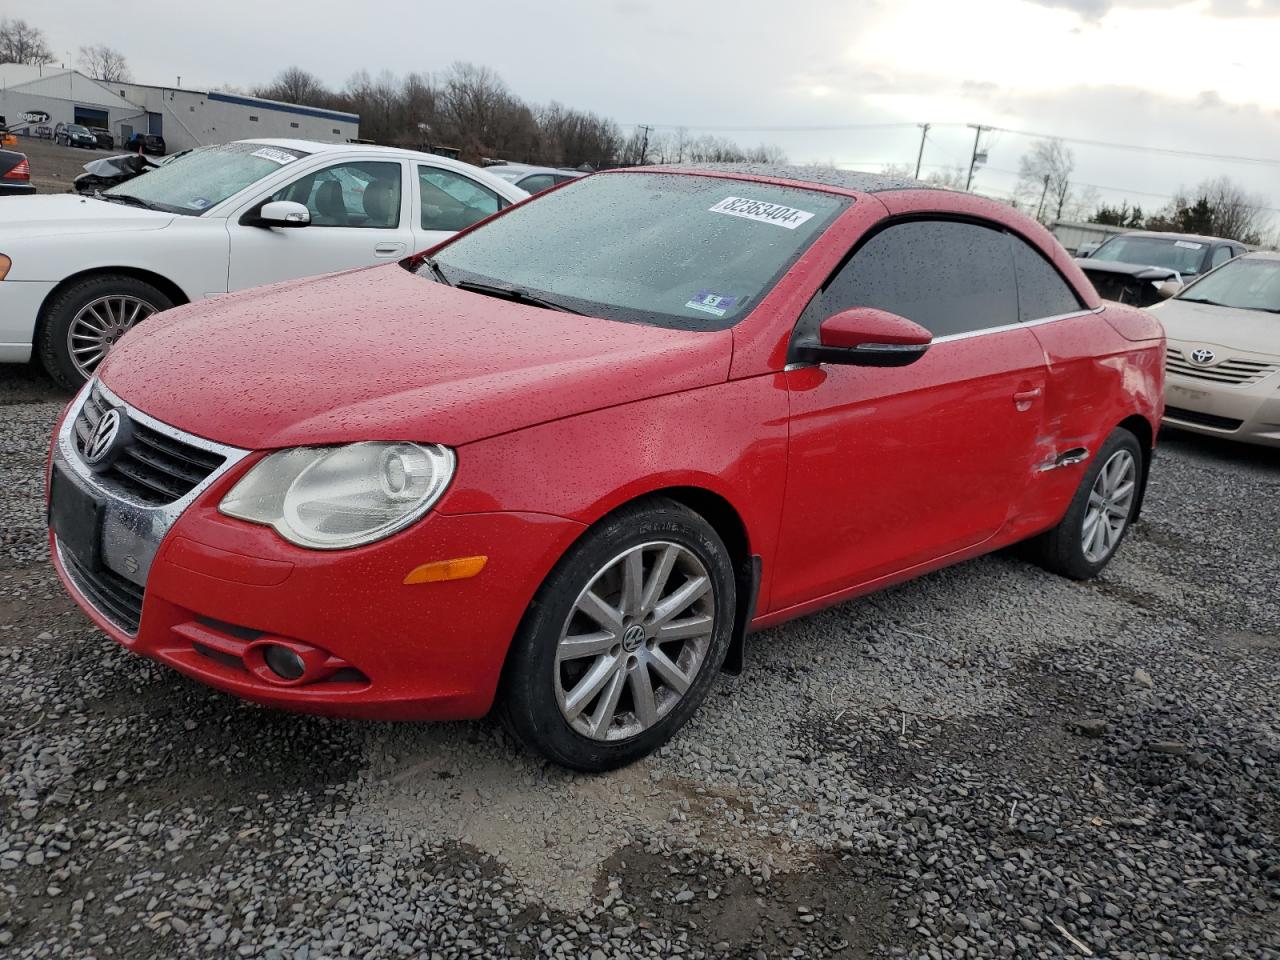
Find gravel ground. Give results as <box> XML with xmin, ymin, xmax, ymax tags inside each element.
<box><xmin>1</xmin><ymin>364</ymin><xmax>1277</xmax><ymax>959</ymax></box>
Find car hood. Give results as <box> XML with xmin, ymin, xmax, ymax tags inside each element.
<box><xmin>0</xmin><ymin>194</ymin><xmax>174</xmax><ymax>237</ymax></box>
<box><xmin>99</xmin><ymin>266</ymin><xmax>733</xmax><ymax>449</ymax></box>
<box><xmin>1076</xmin><ymin>259</ymin><xmax>1183</xmax><ymax>282</ymax></box>
<box><xmin>1154</xmin><ymin>298</ymin><xmax>1279</xmax><ymax>357</ymax></box>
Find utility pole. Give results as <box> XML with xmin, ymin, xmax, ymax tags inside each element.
<box><xmin>1036</xmin><ymin>174</ymin><xmax>1051</xmax><ymax>222</ymax></box>
<box><xmin>914</xmin><ymin>123</ymin><xmax>930</xmax><ymax>179</ymax></box>
<box><xmin>965</xmin><ymin>124</ymin><xmax>987</xmax><ymax>191</ymax></box>
<box><xmin>636</xmin><ymin>124</ymin><xmax>653</xmax><ymax>166</ymax></box>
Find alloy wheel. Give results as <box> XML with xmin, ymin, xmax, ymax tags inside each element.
<box><xmin>67</xmin><ymin>295</ymin><xmax>157</xmax><ymax>378</ymax></box>
<box><xmin>554</xmin><ymin>541</ymin><xmax>716</xmax><ymax>741</ymax></box>
<box><xmin>1081</xmin><ymin>449</ymin><xmax>1137</xmax><ymax>564</ymax></box>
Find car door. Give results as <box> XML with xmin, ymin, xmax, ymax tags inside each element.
<box><xmin>226</xmin><ymin>158</ymin><xmax>411</xmax><ymax>291</ymax></box>
<box><xmin>413</xmin><ymin>164</ymin><xmax>507</xmax><ymax>251</ymax></box>
<box><xmin>769</xmin><ymin>218</ymin><xmax>1049</xmax><ymax>612</ymax></box>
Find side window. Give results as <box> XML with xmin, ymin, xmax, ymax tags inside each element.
<box><xmin>271</xmin><ymin>160</ymin><xmax>402</xmax><ymax>228</ymax></box>
<box><xmin>516</xmin><ymin>173</ymin><xmax>556</xmax><ymax>194</ymax></box>
<box><xmin>1210</xmin><ymin>245</ymin><xmax>1233</xmax><ymax>270</ymax></box>
<box><xmin>418</xmin><ymin>166</ymin><xmax>502</xmax><ymax>231</ymax></box>
<box><xmin>1009</xmin><ymin>235</ymin><xmax>1084</xmax><ymax>321</ymax></box>
<box><xmin>804</xmin><ymin>219</ymin><xmax>1018</xmax><ymax>339</ymax></box>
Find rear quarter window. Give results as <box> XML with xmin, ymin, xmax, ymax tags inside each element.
<box><xmin>1009</xmin><ymin>236</ymin><xmax>1084</xmax><ymax>321</ymax></box>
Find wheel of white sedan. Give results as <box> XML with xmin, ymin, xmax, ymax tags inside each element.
<box><xmin>37</xmin><ymin>274</ymin><xmax>172</xmax><ymax>390</ymax></box>
<box><xmin>499</xmin><ymin>497</ymin><xmax>736</xmax><ymax>771</ymax></box>
<box><xmin>1026</xmin><ymin>427</ymin><xmax>1145</xmax><ymax>580</ymax></box>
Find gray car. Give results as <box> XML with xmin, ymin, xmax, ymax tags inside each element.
<box><xmin>483</xmin><ymin>162</ymin><xmax>584</xmax><ymax>195</ymax></box>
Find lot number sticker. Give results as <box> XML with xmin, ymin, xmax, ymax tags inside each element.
<box><xmin>685</xmin><ymin>290</ymin><xmax>739</xmax><ymax>317</ymax></box>
<box><xmin>709</xmin><ymin>196</ymin><xmax>814</xmax><ymax>230</ymax></box>
<box><xmin>1174</xmin><ymin>240</ymin><xmax>1203</xmax><ymax>250</ymax></box>
<box><xmin>251</xmin><ymin>147</ymin><xmax>298</xmax><ymax>165</ymax></box>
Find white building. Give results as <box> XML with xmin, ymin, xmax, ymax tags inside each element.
<box><xmin>1</xmin><ymin>64</ymin><xmax>359</xmax><ymax>151</ymax></box>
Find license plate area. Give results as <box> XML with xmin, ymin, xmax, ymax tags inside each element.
<box><xmin>50</xmin><ymin>466</ymin><xmax>104</xmax><ymax>571</ymax></box>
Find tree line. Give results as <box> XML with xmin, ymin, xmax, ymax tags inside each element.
<box><xmin>1013</xmin><ymin>137</ymin><xmax>1271</xmax><ymax>245</ymax></box>
<box><xmin>248</xmin><ymin>64</ymin><xmax>785</xmax><ymax>169</ymax></box>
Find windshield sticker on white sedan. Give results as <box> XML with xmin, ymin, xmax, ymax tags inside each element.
<box><xmin>187</xmin><ymin>197</ymin><xmax>211</xmax><ymax>210</ymax></box>
<box><xmin>250</xmin><ymin>147</ymin><xmax>298</xmax><ymax>165</ymax></box>
<box><xmin>685</xmin><ymin>290</ymin><xmax>738</xmax><ymax>317</ymax></box>
<box><xmin>708</xmin><ymin>197</ymin><xmax>815</xmax><ymax>230</ymax></box>
<box><xmin>1174</xmin><ymin>240</ymin><xmax>1203</xmax><ymax>249</ymax></box>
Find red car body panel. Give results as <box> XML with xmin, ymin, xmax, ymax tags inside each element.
<box><xmin>51</xmin><ymin>168</ymin><xmax>1165</xmax><ymax>722</ymax></box>
<box><xmin>98</xmin><ymin>267</ymin><xmax>732</xmax><ymax>450</ymax></box>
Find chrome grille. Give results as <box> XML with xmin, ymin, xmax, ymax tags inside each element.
<box><xmin>1166</xmin><ymin>348</ymin><xmax>1277</xmax><ymax>386</ymax></box>
<box><xmin>74</xmin><ymin>385</ymin><xmax>225</xmax><ymax>506</ymax></box>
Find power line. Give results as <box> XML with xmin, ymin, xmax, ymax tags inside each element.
<box><xmin>625</xmin><ymin>118</ymin><xmax>1280</xmax><ymax>168</ymax></box>
<box><xmin>623</xmin><ymin>121</ymin><xmax>920</xmax><ymax>133</ymax></box>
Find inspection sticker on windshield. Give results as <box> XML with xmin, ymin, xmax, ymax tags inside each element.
<box><xmin>685</xmin><ymin>290</ymin><xmax>738</xmax><ymax>317</ymax></box>
<box><xmin>709</xmin><ymin>196</ymin><xmax>814</xmax><ymax>230</ymax></box>
<box><xmin>1174</xmin><ymin>240</ymin><xmax>1203</xmax><ymax>249</ymax></box>
<box><xmin>251</xmin><ymin>147</ymin><xmax>298</xmax><ymax>165</ymax></box>
<box><xmin>186</xmin><ymin>197</ymin><xmax>211</xmax><ymax>210</ymax></box>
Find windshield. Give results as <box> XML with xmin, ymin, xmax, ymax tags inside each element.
<box><xmin>1177</xmin><ymin>257</ymin><xmax>1280</xmax><ymax>313</ymax></box>
<box><xmin>425</xmin><ymin>172</ymin><xmax>848</xmax><ymax>330</ymax></box>
<box><xmin>68</xmin><ymin>124</ymin><xmax>89</xmax><ymax>135</ymax></box>
<box><xmin>1090</xmin><ymin>236</ymin><xmax>1206</xmax><ymax>276</ymax></box>
<box><xmin>102</xmin><ymin>142</ymin><xmax>310</xmax><ymax>215</ymax></box>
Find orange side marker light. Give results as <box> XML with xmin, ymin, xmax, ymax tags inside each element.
<box><xmin>403</xmin><ymin>556</ymin><xmax>488</xmax><ymax>585</ymax></box>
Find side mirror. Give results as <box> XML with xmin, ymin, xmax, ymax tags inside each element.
<box><xmin>255</xmin><ymin>200</ymin><xmax>311</xmax><ymax>228</ymax></box>
<box><xmin>1154</xmin><ymin>280</ymin><xmax>1182</xmax><ymax>301</ymax></box>
<box><xmin>793</xmin><ymin>307</ymin><xmax>932</xmax><ymax>367</ymax></box>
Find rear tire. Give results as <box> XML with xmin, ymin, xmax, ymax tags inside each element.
<box><xmin>498</xmin><ymin>497</ymin><xmax>736</xmax><ymax>771</ymax></box>
<box><xmin>37</xmin><ymin>275</ymin><xmax>172</xmax><ymax>391</ymax></box>
<box><xmin>1026</xmin><ymin>427</ymin><xmax>1144</xmax><ymax>580</ymax></box>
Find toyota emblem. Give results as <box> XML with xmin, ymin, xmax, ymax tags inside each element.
<box><xmin>84</xmin><ymin>409</ymin><xmax>123</xmax><ymax>465</ymax></box>
<box><xmin>1190</xmin><ymin>348</ymin><xmax>1216</xmax><ymax>365</ymax></box>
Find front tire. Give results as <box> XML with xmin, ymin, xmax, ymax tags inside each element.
<box><xmin>498</xmin><ymin>497</ymin><xmax>736</xmax><ymax>771</ymax></box>
<box><xmin>37</xmin><ymin>275</ymin><xmax>171</xmax><ymax>390</ymax></box>
<box><xmin>1027</xmin><ymin>427</ymin><xmax>1144</xmax><ymax>580</ymax></box>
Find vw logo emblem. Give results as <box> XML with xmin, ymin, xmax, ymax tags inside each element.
<box><xmin>84</xmin><ymin>408</ymin><xmax>123</xmax><ymax>465</ymax></box>
<box><xmin>1190</xmin><ymin>348</ymin><xmax>1216</xmax><ymax>365</ymax></box>
<box><xmin>622</xmin><ymin>623</ymin><xmax>646</xmax><ymax>652</ymax></box>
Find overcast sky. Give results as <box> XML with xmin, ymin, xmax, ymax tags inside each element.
<box><xmin>30</xmin><ymin>0</ymin><xmax>1280</xmax><ymax>225</ymax></box>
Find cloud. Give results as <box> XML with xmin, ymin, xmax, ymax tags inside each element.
<box><xmin>1032</xmin><ymin>0</ymin><xmax>1280</xmax><ymax>17</ymax></box>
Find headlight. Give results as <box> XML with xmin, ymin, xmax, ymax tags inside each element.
<box><xmin>219</xmin><ymin>442</ymin><xmax>455</xmax><ymax>549</ymax></box>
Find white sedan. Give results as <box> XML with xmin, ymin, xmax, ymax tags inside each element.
<box><xmin>0</xmin><ymin>139</ymin><xmax>529</xmax><ymax>388</ymax></box>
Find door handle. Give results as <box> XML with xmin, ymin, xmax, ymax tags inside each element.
<box><xmin>374</xmin><ymin>242</ymin><xmax>407</xmax><ymax>257</ymax></box>
<box><xmin>1012</xmin><ymin>386</ymin><xmax>1042</xmax><ymax>410</ymax></box>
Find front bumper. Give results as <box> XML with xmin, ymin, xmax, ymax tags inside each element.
<box><xmin>0</xmin><ymin>279</ymin><xmax>58</xmax><ymax>363</ymax></box>
<box><xmin>48</xmin><ymin>382</ymin><xmax>585</xmax><ymax>720</ymax></box>
<box><xmin>1163</xmin><ymin>339</ymin><xmax>1280</xmax><ymax>447</ymax></box>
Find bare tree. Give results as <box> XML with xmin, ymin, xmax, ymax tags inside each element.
<box><xmin>253</xmin><ymin>66</ymin><xmax>330</xmax><ymax>106</ymax></box>
<box><xmin>0</xmin><ymin>17</ymin><xmax>54</xmax><ymax>65</ymax></box>
<box><xmin>1146</xmin><ymin>176</ymin><xmax>1270</xmax><ymax>244</ymax></box>
<box><xmin>78</xmin><ymin>44</ymin><xmax>131</xmax><ymax>82</ymax></box>
<box><xmin>1015</xmin><ymin>139</ymin><xmax>1076</xmax><ymax>225</ymax></box>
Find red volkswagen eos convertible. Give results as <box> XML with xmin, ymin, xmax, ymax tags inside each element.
<box><xmin>47</xmin><ymin>165</ymin><xmax>1164</xmax><ymax>770</ymax></box>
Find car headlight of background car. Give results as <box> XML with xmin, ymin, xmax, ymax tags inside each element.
<box><xmin>220</xmin><ymin>442</ymin><xmax>455</xmax><ymax>549</ymax></box>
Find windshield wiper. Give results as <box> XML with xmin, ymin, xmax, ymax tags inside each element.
<box><xmin>1178</xmin><ymin>297</ymin><xmax>1229</xmax><ymax>307</ymax></box>
<box><xmin>420</xmin><ymin>257</ymin><xmax>452</xmax><ymax>287</ymax></box>
<box><xmin>456</xmin><ymin>281</ymin><xmax>584</xmax><ymax>315</ymax></box>
<box><xmin>96</xmin><ymin>192</ymin><xmax>158</xmax><ymax>211</ymax></box>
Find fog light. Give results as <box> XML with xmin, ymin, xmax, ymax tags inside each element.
<box><xmin>263</xmin><ymin>643</ymin><xmax>306</xmax><ymax>681</ymax></box>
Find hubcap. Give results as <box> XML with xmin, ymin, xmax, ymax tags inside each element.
<box><xmin>1082</xmin><ymin>449</ymin><xmax>1137</xmax><ymax>564</ymax></box>
<box><xmin>67</xmin><ymin>295</ymin><xmax>157</xmax><ymax>378</ymax></box>
<box><xmin>555</xmin><ymin>541</ymin><xmax>716</xmax><ymax>742</ymax></box>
